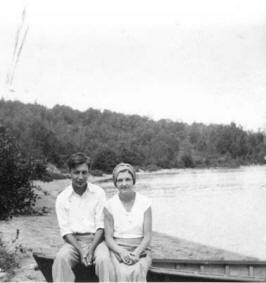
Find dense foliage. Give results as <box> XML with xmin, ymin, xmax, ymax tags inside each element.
<box><xmin>0</xmin><ymin>126</ymin><xmax>45</xmax><ymax>219</ymax></box>
<box><xmin>0</xmin><ymin>99</ymin><xmax>265</xmax><ymax>173</ymax></box>
<box><xmin>0</xmin><ymin>237</ymin><xmax>17</xmax><ymax>277</ymax></box>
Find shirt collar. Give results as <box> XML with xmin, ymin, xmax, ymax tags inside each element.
<box><xmin>67</xmin><ymin>182</ymin><xmax>96</xmax><ymax>198</ymax></box>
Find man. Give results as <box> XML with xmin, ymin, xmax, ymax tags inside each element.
<box><xmin>52</xmin><ymin>152</ymin><xmax>115</xmax><ymax>282</ymax></box>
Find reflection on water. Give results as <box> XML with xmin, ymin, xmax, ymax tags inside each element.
<box><xmin>101</xmin><ymin>166</ymin><xmax>266</xmax><ymax>259</ymax></box>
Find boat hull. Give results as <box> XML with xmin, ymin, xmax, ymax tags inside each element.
<box><xmin>33</xmin><ymin>252</ymin><xmax>266</xmax><ymax>282</ymax></box>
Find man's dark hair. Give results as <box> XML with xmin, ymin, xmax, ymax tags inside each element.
<box><xmin>67</xmin><ymin>152</ymin><xmax>91</xmax><ymax>170</ymax></box>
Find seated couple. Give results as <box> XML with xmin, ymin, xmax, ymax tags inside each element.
<box><xmin>52</xmin><ymin>152</ymin><xmax>152</xmax><ymax>282</ymax></box>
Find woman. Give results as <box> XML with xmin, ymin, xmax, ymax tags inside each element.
<box><xmin>104</xmin><ymin>163</ymin><xmax>152</xmax><ymax>282</ymax></box>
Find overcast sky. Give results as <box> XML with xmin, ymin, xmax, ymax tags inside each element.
<box><xmin>1</xmin><ymin>0</ymin><xmax>266</xmax><ymax>131</ymax></box>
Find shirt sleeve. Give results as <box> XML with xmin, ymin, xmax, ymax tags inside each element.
<box><xmin>95</xmin><ymin>190</ymin><xmax>106</xmax><ymax>230</ymax></box>
<box><xmin>55</xmin><ymin>195</ymin><xmax>72</xmax><ymax>237</ymax></box>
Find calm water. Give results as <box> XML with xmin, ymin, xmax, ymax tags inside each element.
<box><xmin>101</xmin><ymin>165</ymin><xmax>266</xmax><ymax>259</ymax></box>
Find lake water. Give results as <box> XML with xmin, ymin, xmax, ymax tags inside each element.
<box><xmin>101</xmin><ymin>165</ymin><xmax>266</xmax><ymax>259</ymax></box>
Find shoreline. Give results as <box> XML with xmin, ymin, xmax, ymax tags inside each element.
<box><xmin>97</xmin><ymin>164</ymin><xmax>266</xmax><ymax>184</ymax></box>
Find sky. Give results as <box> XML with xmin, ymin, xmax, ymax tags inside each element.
<box><xmin>1</xmin><ymin>0</ymin><xmax>266</xmax><ymax>131</ymax></box>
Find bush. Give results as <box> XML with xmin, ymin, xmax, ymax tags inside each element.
<box><xmin>0</xmin><ymin>126</ymin><xmax>38</xmax><ymax>220</ymax></box>
<box><xmin>30</xmin><ymin>159</ymin><xmax>49</xmax><ymax>180</ymax></box>
<box><xmin>0</xmin><ymin>237</ymin><xmax>17</xmax><ymax>278</ymax></box>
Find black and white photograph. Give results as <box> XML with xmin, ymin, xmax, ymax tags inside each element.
<box><xmin>1</xmin><ymin>0</ymin><xmax>266</xmax><ymax>281</ymax></box>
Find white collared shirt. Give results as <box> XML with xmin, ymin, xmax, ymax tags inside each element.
<box><xmin>105</xmin><ymin>192</ymin><xmax>151</xmax><ymax>238</ymax></box>
<box><xmin>55</xmin><ymin>182</ymin><xmax>106</xmax><ymax>237</ymax></box>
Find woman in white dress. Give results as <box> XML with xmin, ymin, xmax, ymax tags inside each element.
<box><xmin>104</xmin><ymin>163</ymin><xmax>152</xmax><ymax>282</ymax></box>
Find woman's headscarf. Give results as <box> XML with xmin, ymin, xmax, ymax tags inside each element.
<box><xmin>112</xmin><ymin>163</ymin><xmax>136</xmax><ymax>186</ymax></box>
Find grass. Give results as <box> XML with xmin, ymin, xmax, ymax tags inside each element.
<box><xmin>0</xmin><ymin>237</ymin><xmax>18</xmax><ymax>280</ymax></box>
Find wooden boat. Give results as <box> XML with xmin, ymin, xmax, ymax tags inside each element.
<box><xmin>33</xmin><ymin>252</ymin><xmax>266</xmax><ymax>282</ymax></box>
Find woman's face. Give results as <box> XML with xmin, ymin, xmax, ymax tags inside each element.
<box><xmin>116</xmin><ymin>171</ymin><xmax>134</xmax><ymax>195</ymax></box>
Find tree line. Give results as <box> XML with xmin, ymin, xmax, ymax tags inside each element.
<box><xmin>0</xmin><ymin>99</ymin><xmax>265</xmax><ymax>173</ymax></box>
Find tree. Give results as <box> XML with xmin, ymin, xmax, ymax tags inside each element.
<box><xmin>92</xmin><ymin>147</ymin><xmax>119</xmax><ymax>173</ymax></box>
<box><xmin>0</xmin><ymin>126</ymin><xmax>38</xmax><ymax>220</ymax></box>
<box><xmin>0</xmin><ymin>99</ymin><xmax>266</xmax><ymax>169</ymax></box>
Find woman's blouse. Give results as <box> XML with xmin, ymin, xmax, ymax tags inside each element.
<box><xmin>105</xmin><ymin>192</ymin><xmax>151</xmax><ymax>238</ymax></box>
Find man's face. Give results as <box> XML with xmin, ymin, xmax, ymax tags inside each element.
<box><xmin>71</xmin><ymin>163</ymin><xmax>89</xmax><ymax>189</ymax></box>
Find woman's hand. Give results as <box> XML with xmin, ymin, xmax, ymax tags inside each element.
<box><xmin>119</xmin><ymin>250</ymin><xmax>135</xmax><ymax>265</ymax></box>
<box><xmin>129</xmin><ymin>252</ymin><xmax>140</xmax><ymax>264</ymax></box>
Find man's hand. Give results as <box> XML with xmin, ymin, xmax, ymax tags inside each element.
<box><xmin>79</xmin><ymin>247</ymin><xmax>94</xmax><ymax>267</ymax></box>
<box><xmin>85</xmin><ymin>247</ymin><xmax>95</xmax><ymax>266</ymax></box>
<box><xmin>80</xmin><ymin>249</ymin><xmax>90</xmax><ymax>266</ymax></box>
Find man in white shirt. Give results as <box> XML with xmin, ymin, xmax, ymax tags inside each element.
<box><xmin>52</xmin><ymin>152</ymin><xmax>115</xmax><ymax>282</ymax></box>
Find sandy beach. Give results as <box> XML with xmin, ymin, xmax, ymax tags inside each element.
<box><xmin>0</xmin><ymin>179</ymin><xmax>256</xmax><ymax>282</ymax></box>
